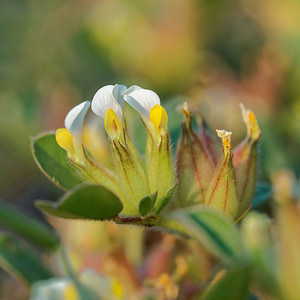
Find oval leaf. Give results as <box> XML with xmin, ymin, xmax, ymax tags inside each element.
<box><xmin>175</xmin><ymin>206</ymin><xmax>244</xmax><ymax>260</ymax></box>
<box><xmin>31</xmin><ymin>132</ymin><xmax>84</xmax><ymax>190</ymax></box>
<box><xmin>0</xmin><ymin>234</ymin><xmax>53</xmax><ymax>286</ymax></box>
<box><xmin>0</xmin><ymin>199</ymin><xmax>60</xmax><ymax>251</ymax></box>
<box><xmin>36</xmin><ymin>184</ymin><xmax>123</xmax><ymax>220</ymax></box>
<box><xmin>139</xmin><ymin>191</ymin><xmax>158</xmax><ymax>216</ymax></box>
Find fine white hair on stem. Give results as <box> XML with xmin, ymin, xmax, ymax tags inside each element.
<box><xmin>65</xmin><ymin>101</ymin><xmax>90</xmax><ymax>138</ymax></box>
<box><xmin>123</xmin><ymin>86</ymin><xmax>161</xmax><ymax>119</ymax></box>
<box><xmin>91</xmin><ymin>84</ymin><xmax>127</xmax><ymax>121</ymax></box>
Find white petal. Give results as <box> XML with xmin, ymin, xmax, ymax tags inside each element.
<box><xmin>123</xmin><ymin>88</ymin><xmax>160</xmax><ymax>119</ymax></box>
<box><xmin>91</xmin><ymin>85</ymin><xmax>125</xmax><ymax>121</ymax></box>
<box><xmin>123</xmin><ymin>85</ymin><xmax>143</xmax><ymax>95</ymax></box>
<box><xmin>113</xmin><ymin>84</ymin><xmax>127</xmax><ymax>108</ymax></box>
<box><xmin>64</xmin><ymin>101</ymin><xmax>90</xmax><ymax>137</ymax></box>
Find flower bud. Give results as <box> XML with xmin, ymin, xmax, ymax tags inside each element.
<box><xmin>176</xmin><ymin>103</ymin><xmax>215</xmax><ymax>206</ymax></box>
<box><xmin>55</xmin><ymin>102</ymin><xmax>127</xmax><ymax>204</ymax></box>
<box><xmin>195</xmin><ymin>113</ymin><xmax>219</xmax><ymax>165</ymax></box>
<box><xmin>233</xmin><ymin>104</ymin><xmax>261</xmax><ymax>216</ymax></box>
<box><xmin>204</xmin><ymin>130</ymin><xmax>239</xmax><ymax>219</ymax></box>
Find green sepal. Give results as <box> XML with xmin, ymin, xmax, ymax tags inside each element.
<box><xmin>36</xmin><ymin>184</ymin><xmax>123</xmax><ymax>220</ymax></box>
<box><xmin>174</xmin><ymin>206</ymin><xmax>244</xmax><ymax>261</ymax></box>
<box><xmin>111</xmin><ymin>139</ymin><xmax>149</xmax><ymax>214</ymax></box>
<box><xmin>176</xmin><ymin>115</ymin><xmax>215</xmax><ymax>207</ymax></box>
<box><xmin>31</xmin><ymin>132</ymin><xmax>84</xmax><ymax>190</ymax></box>
<box><xmin>0</xmin><ymin>233</ymin><xmax>54</xmax><ymax>286</ymax></box>
<box><xmin>139</xmin><ymin>191</ymin><xmax>158</xmax><ymax>216</ymax></box>
<box><xmin>147</xmin><ymin>132</ymin><xmax>176</xmax><ymax>205</ymax></box>
<box><xmin>0</xmin><ymin>199</ymin><xmax>60</xmax><ymax>252</ymax></box>
<box><xmin>234</xmin><ymin>139</ymin><xmax>259</xmax><ymax>216</ymax></box>
<box><xmin>201</xmin><ymin>263</ymin><xmax>252</xmax><ymax>300</ymax></box>
<box><xmin>155</xmin><ymin>182</ymin><xmax>177</xmax><ymax>214</ymax></box>
<box><xmin>205</xmin><ymin>153</ymin><xmax>239</xmax><ymax>219</ymax></box>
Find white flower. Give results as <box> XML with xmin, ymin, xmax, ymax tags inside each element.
<box><xmin>123</xmin><ymin>85</ymin><xmax>160</xmax><ymax>119</ymax></box>
<box><xmin>56</xmin><ymin>101</ymin><xmax>90</xmax><ymax>157</ymax></box>
<box><xmin>64</xmin><ymin>101</ymin><xmax>90</xmax><ymax>138</ymax></box>
<box><xmin>124</xmin><ymin>86</ymin><xmax>168</xmax><ymax>134</ymax></box>
<box><xmin>91</xmin><ymin>84</ymin><xmax>127</xmax><ymax>122</ymax></box>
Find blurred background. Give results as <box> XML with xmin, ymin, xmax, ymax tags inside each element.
<box><xmin>1</xmin><ymin>0</ymin><xmax>300</xmax><ymax>298</ymax></box>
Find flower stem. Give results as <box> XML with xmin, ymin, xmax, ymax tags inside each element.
<box><xmin>60</xmin><ymin>246</ymin><xmax>87</xmax><ymax>300</ymax></box>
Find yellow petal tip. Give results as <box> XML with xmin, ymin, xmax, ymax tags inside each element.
<box><xmin>104</xmin><ymin>108</ymin><xmax>121</xmax><ymax>139</ymax></box>
<box><xmin>150</xmin><ymin>104</ymin><xmax>168</xmax><ymax>132</ymax></box>
<box><xmin>56</xmin><ymin>128</ymin><xmax>75</xmax><ymax>153</ymax></box>
<box><xmin>240</xmin><ymin>103</ymin><xmax>261</xmax><ymax>141</ymax></box>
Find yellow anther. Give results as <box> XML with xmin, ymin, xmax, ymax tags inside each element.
<box><xmin>216</xmin><ymin>129</ymin><xmax>232</xmax><ymax>156</ymax></box>
<box><xmin>240</xmin><ymin>104</ymin><xmax>261</xmax><ymax>141</ymax></box>
<box><xmin>63</xmin><ymin>284</ymin><xmax>79</xmax><ymax>300</ymax></box>
<box><xmin>56</xmin><ymin>128</ymin><xmax>75</xmax><ymax>154</ymax></box>
<box><xmin>150</xmin><ymin>104</ymin><xmax>168</xmax><ymax>132</ymax></box>
<box><xmin>104</xmin><ymin>108</ymin><xmax>121</xmax><ymax>139</ymax></box>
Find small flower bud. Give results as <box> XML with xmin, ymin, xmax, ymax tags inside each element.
<box><xmin>233</xmin><ymin>104</ymin><xmax>261</xmax><ymax>215</ymax></box>
<box><xmin>204</xmin><ymin>130</ymin><xmax>239</xmax><ymax>219</ymax></box>
<box><xmin>196</xmin><ymin>113</ymin><xmax>219</xmax><ymax>165</ymax></box>
<box><xmin>176</xmin><ymin>104</ymin><xmax>215</xmax><ymax>206</ymax></box>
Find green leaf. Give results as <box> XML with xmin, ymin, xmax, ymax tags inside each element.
<box><xmin>139</xmin><ymin>192</ymin><xmax>158</xmax><ymax>216</ymax></box>
<box><xmin>176</xmin><ymin>206</ymin><xmax>244</xmax><ymax>260</ymax></box>
<box><xmin>31</xmin><ymin>132</ymin><xmax>84</xmax><ymax>190</ymax></box>
<box><xmin>0</xmin><ymin>199</ymin><xmax>60</xmax><ymax>251</ymax></box>
<box><xmin>201</xmin><ymin>263</ymin><xmax>252</xmax><ymax>300</ymax></box>
<box><xmin>36</xmin><ymin>184</ymin><xmax>123</xmax><ymax>220</ymax></box>
<box><xmin>155</xmin><ymin>183</ymin><xmax>177</xmax><ymax>214</ymax></box>
<box><xmin>0</xmin><ymin>233</ymin><xmax>53</xmax><ymax>286</ymax></box>
<box><xmin>252</xmin><ymin>183</ymin><xmax>272</xmax><ymax>209</ymax></box>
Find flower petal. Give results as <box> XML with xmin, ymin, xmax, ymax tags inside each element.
<box><xmin>91</xmin><ymin>85</ymin><xmax>125</xmax><ymax>121</ymax></box>
<box><xmin>124</xmin><ymin>85</ymin><xmax>143</xmax><ymax>95</ymax></box>
<box><xmin>113</xmin><ymin>84</ymin><xmax>127</xmax><ymax>107</ymax></box>
<box><xmin>64</xmin><ymin>101</ymin><xmax>90</xmax><ymax>137</ymax></box>
<box><xmin>124</xmin><ymin>87</ymin><xmax>160</xmax><ymax>119</ymax></box>
<box><xmin>150</xmin><ymin>104</ymin><xmax>168</xmax><ymax>131</ymax></box>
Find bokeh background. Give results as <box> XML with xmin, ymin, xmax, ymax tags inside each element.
<box><xmin>1</xmin><ymin>0</ymin><xmax>300</xmax><ymax>298</ymax></box>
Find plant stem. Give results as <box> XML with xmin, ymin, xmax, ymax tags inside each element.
<box><xmin>60</xmin><ymin>246</ymin><xmax>87</xmax><ymax>300</ymax></box>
